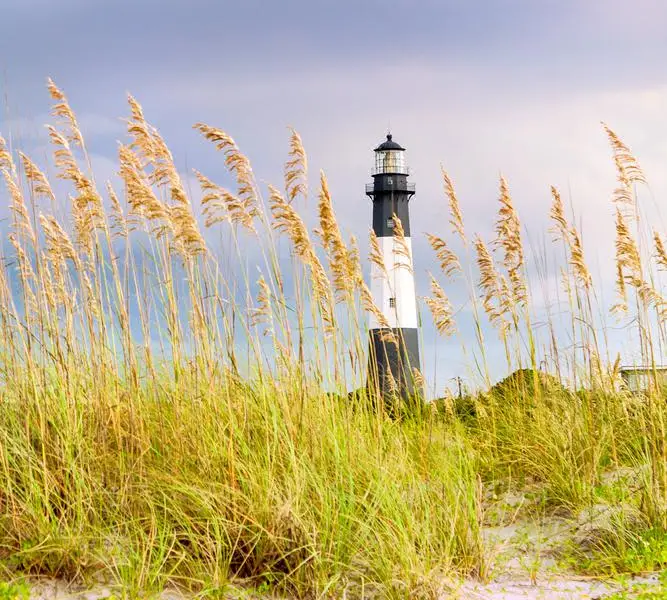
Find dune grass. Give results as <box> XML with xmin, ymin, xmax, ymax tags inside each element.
<box><xmin>0</xmin><ymin>81</ymin><xmax>665</xmax><ymax>598</ymax></box>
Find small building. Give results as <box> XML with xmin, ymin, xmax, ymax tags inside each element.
<box><xmin>619</xmin><ymin>365</ymin><xmax>667</xmax><ymax>393</ymax></box>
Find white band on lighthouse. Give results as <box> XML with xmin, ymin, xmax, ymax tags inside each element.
<box><xmin>369</xmin><ymin>236</ymin><xmax>418</xmax><ymax>329</ymax></box>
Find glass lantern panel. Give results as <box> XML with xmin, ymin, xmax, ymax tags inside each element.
<box><xmin>375</xmin><ymin>150</ymin><xmax>406</xmax><ymax>174</ymax></box>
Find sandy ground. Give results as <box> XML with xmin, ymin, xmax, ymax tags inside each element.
<box><xmin>453</xmin><ymin>572</ymin><xmax>663</xmax><ymax>599</ymax></box>
<box><xmin>447</xmin><ymin>485</ymin><xmax>664</xmax><ymax>599</ymax></box>
<box><xmin>16</xmin><ymin>573</ymin><xmax>663</xmax><ymax>600</ymax></box>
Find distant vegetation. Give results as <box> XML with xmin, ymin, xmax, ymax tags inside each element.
<box><xmin>0</xmin><ymin>80</ymin><xmax>665</xmax><ymax>598</ymax></box>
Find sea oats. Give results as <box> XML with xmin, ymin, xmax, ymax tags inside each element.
<box><xmin>439</xmin><ymin>390</ymin><xmax>456</xmax><ymax>418</ymax></box>
<box><xmin>424</xmin><ymin>273</ymin><xmax>456</xmax><ymax>337</ymax></box>
<box><xmin>549</xmin><ymin>186</ymin><xmax>569</xmax><ymax>243</ymax></box>
<box><xmin>126</xmin><ymin>94</ymin><xmax>157</xmax><ymax>167</ymax></box>
<box><xmin>602</xmin><ymin>123</ymin><xmax>645</xmax><ymax>211</ymax></box>
<box><xmin>149</xmin><ymin>126</ymin><xmax>179</xmax><ymax>188</ymax></box>
<box><xmin>602</xmin><ymin>123</ymin><xmax>645</xmax><ymax>185</ymax></box>
<box><xmin>378</xmin><ymin>328</ymin><xmax>398</xmax><ymax>347</ymax></box>
<box><xmin>611</xmin><ymin>261</ymin><xmax>628</xmax><ymax>316</ymax></box>
<box><xmin>614</xmin><ymin>209</ymin><xmax>641</xmax><ymax>286</ymax></box>
<box><xmin>47</xmin><ymin>78</ymin><xmax>84</xmax><ymax>147</ymax></box>
<box><xmin>193</xmin><ymin>123</ymin><xmax>258</xmax><ymax>220</ymax></box>
<box><xmin>195</xmin><ymin>169</ymin><xmax>257</xmax><ymax>233</ymax></box>
<box><xmin>497</xmin><ymin>274</ymin><xmax>514</xmax><ymax>323</ymax></box>
<box><xmin>39</xmin><ymin>213</ymin><xmax>79</xmax><ymax>266</ymax></box>
<box><xmin>269</xmin><ymin>184</ymin><xmax>334</xmax><ymax>333</ymax></box>
<box><xmin>495</xmin><ymin>176</ymin><xmax>526</xmax><ymax>305</ymax></box>
<box><xmin>164</xmin><ymin>164</ymin><xmax>206</xmax><ymax>257</ymax></box>
<box><xmin>610</xmin><ymin>353</ymin><xmax>622</xmax><ymax>383</ymax></box>
<box><xmin>369</xmin><ymin>229</ymin><xmax>388</xmax><ymax>278</ymax></box>
<box><xmin>611</xmin><ymin>208</ymin><xmax>644</xmax><ymax>317</ymax></box>
<box><xmin>269</xmin><ymin>184</ymin><xmax>311</xmax><ymax>258</ymax></box>
<box><xmin>82</xmin><ymin>271</ymin><xmax>100</xmax><ymax>321</ymax></box>
<box><xmin>412</xmin><ymin>367</ymin><xmax>425</xmax><ymax>391</ymax></box>
<box><xmin>119</xmin><ymin>144</ymin><xmax>174</xmax><ymax>243</ymax></box>
<box><xmin>347</xmin><ymin>235</ymin><xmax>363</xmax><ymax>288</ymax></box>
<box><xmin>2</xmin><ymin>169</ymin><xmax>35</xmax><ymax>242</ymax></box>
<box><xmin>391</xmin><ymin>214</ymin><xmax>412</xmax><ymax>273</ymax></box>
<box><xmin>125</xmin><ymin>103</ymin><xmax>205</xmax><ymax>257</ymax></box>
<box><xmin>560</xmin><ymin>266</ymin><xmax>573</xmax><ymax>299</ymax></box>
<box><xmin>0</xmin><ymin>134</ymin><xmax>16</xmax><ymax>175</ymax></box>
<box><xmin>589</xmin><ymin>350</ymin><xmax>605</xmax><ymax>389</ymax></box>
<box><xmin>637</xmin><ymin>282</ymin><xmax>667</xmax><ymax>321</ymax></box>
<box><xmin>315</xmin><ymin>172</ymin><xmax>355</xmax><ymax>300</ymax></box>
<box><xmin>654</xmin><ymin>232</ymin><xmax>667</xmax><ymax>270</ymax></box>
<box><xmin>359</xmin><ymin>280</ymin><xmax>391</xmax><ymax>330</ymax></box>
<box><xmin>9</xmin><ymin>234</ymin><xmax>37</xmax><ymax>315</ymax></box>
<box><xmin>474</xmin><ymin>235</ymin><xmax>506</xmax><ymax>331</ymax></box>
<box><xmin>425</xmin><ymin>233</ymin><xmax>460</xmax><ymax>278</ymax></box>
<box><xmin>107</xmin><ymin>183</ymin><xmax>127</xmax><ymax>240</ymax></box>
<box><xmin>315</xmin><ymin>171</ymin><xmax>337</xmax><ymax>251</ymax></box>
<box><xmin>8</xmin><ymin>234</ymin><xmax>36</xmax><ymax>283</ymax></box>
<box><xmin>549</xmin><ymin>186</ymin><xmax>591</xmax><ymax>289</ymax></box>
<box><xmin>38</xmin><ymin>254</ymin><xmax>57</xmax><ymax>310</ymax></box>
<box><xmin>251</xmin><ymin>275</ymin><xmax>272</xmax><ymax>329</ymax></box>
<box><xmin>0</xmin><ymin>250</ymin><xmax>8</xmax><ymax>306</ymax></box>
<box><xmin>19</xmin><ymin>153</ymin><xmax>56</xmax><ymax>203</ymax></box>
<box><xmin>384</xmin><ymin>367</ymin><xmax>398</xmax><ymax>395</ymax></box>
<box><xmin>441</xmin><ymin>167</ymin><xmax>466</xmax><ymax>243</ymax></box>
<box><xmin>569</xmin><ymin>225</ymin><xmax>592</xmax><ymax>289</ymax></box>
<box><xmin>285</xmin><ymin>127</ymin><xmax>308</xmax><ymax>203</ymax></box>
<box><xmin>196</xmin><ymin>170</ymin><xmax>231</xmax><ymax>227</ymax></box>
<box><xmin>47</xmin><ymin>125</ymin><xmax>103</xmax><ymax>255</ymax></box>
<box><xmin>495</xmin><ymin>176</ymin><xmax>522</xmax><ymax>255</ymax></box>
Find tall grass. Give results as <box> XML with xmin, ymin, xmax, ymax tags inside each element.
<box><xmin>0</xmin><ymin>82</ymin><xmax>665</xmax><ymax>597</ymax></box>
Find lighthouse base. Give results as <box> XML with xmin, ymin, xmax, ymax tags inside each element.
<box><xmin>367</xmin><ymin>328</ymin><xmax>421</xmax><ymax>401</ymax></box>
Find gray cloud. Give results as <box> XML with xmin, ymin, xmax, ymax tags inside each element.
<box><xmin>1</xmin><ymin>0</ymin><xmax>666</xmax><ymax>391</ymax></box>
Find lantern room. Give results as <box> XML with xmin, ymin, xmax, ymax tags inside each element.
<box><xmin>373</xmin><ymin>134</ymin><xmax>409</xmax><ymax>175</ymax></box>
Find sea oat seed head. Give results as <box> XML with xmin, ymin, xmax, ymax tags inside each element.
<box><xmin>425</xmin><ymin>233</ymin><xmax>460</xmax><ymax>278</ymax></box>
<box><xmin>441</xmin><ymin>167</ymin><xmax>466</xmax><ymax>243</ymax></box>
<box><xmin>654</xmin><ymin>232</ymin><xmax>667</xmax><ymax>271</ymax></box>
<box><xmin>423</xmin><ymin>272</ymin><xmax>456</xmax><ymax>337</ymax></box>
<box><xmin>285</xmin><ymin>127</ymin><xmax>308</xmax><ymax>202</ymax></box>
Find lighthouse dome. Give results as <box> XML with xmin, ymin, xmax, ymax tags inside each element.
<box><xmin>374</xmin><ymin>133</ymin><xmax>405</xmax><ymax>152</ymax></box>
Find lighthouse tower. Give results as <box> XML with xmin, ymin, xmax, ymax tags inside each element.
<box><xmin>366</xmin><ymin>134</ymin><xmax>421</xmax><ymax>400</ymax></box>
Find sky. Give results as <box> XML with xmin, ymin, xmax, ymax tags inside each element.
<box><xmin>1</xmin><ymin>0</ymin><xmax>667</xmax><ymax>394</ymax></box>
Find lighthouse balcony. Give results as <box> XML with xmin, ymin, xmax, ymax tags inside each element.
<box><xmin>366</xmin><ymin>182</ymin><xmax>415</xmax><ymax>195</ymax></box>
<box><xmin>371</xmin><ymin>166</ymin><xmax>411</xmax><ymax>176</ymax></box>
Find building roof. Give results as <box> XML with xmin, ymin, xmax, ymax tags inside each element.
<box><xmin>619</xmin><ymin>365</ymin><xmax>667</xmax><ymax>372</ymax></box>
<box><xmin>374</xmin><ymin>133</ymin><xmax>405</xmax><ymax>152</ymax></box>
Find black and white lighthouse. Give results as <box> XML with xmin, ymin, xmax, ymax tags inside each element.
<box><xmin>366</xmin><ymin>134</ymin><xmax>421</xmax><ymax>400</ymax></box>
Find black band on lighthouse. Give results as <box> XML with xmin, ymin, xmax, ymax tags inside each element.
<box><xmin>368</xmin><ymin>328</ymin><xmax>421</xmax><ymax>399</ymax></box>
<box><xmin>367</xmin><ymin>173</ymin><xmax>414</xmax><ymax>237</ymax></box>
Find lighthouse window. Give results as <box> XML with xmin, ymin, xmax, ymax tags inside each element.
<box><xmin>389</xmin><ymin>297</ymin><xmax>396</xmax><ymax>308</ymax></box>
<box><xmin>375</xmin><ymin>150</ymin><xmax>407</xmax><ymax>174</ymax></box>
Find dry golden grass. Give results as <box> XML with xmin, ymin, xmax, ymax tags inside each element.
<box><xmin>602</xmin><ymin>121</ymin><xmax>646</xmax><ymax>210</ymax></box>
<box><xmin>654</xmin><ymin>231</ymin><xmax>667</xmax><ymax>270</ymax></box>
<box><xmin>285</xmin><ymin>127</ymin><xmax>308</xmax><ymax>203</ymax></box>
<box><xmin>441</xmin><ymin>167</ymin><xmax>466</xmax><ymax>243</ymax></box>
<box><xmin>0</xmin><ymin>80</ymin><xmax>665</xmax><ymax>598</ymax></box>
<box><xmin>474</xmin><ymin>234</ymin><xmax>507</xmax><ymax>333</ymax></box>
<box><xmin>425</xmin><ymin>233</ymin><xmax>460</xmax><ymax>278</ymax></box>
<box><xmin>424</xmin><ymin>272</ymin><xmax>456</xmax><ymax>337</ymax></box>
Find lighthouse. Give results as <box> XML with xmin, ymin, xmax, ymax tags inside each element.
<box><xmin>366</xmin><ymin>134</ymin><xmax>421</xmax><ymax>400</ymax></box>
